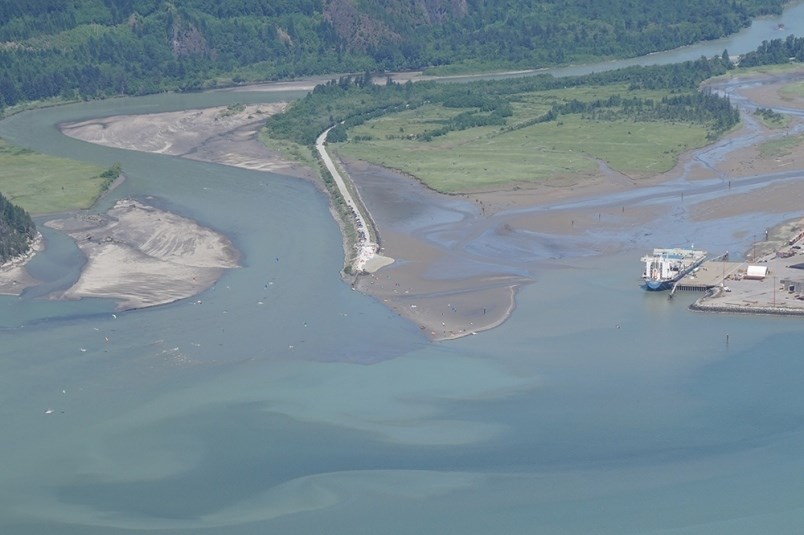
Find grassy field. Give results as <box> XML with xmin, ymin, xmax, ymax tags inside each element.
<box><xmin>0</xmin><ymin>139</ymin><xmax>111</xmax><ymax>214</ymax></box>
<box><xmin>708</xmin><ymin>63</ymin><xmax>804</xmax><ymax>83</ymax></box>
<box><xmin>777</xmin><ymin>75</ymin><xmax>804</xmax><ymax>102</ymax></box>
<box><xmin>758</xmin><ymin>133</ymin><xmax>804</xmax><ymax>159</ymax></box>
<box><xmin>257</xmin><ymin>129</ymin><xmax>318</xmax><ymax>170</ymax></box>
<box><xmin>334</xmin><ymin>85</ymin><xmax>711</xmax><ymax>193</ymax></box>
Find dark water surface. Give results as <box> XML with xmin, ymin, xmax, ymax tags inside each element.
<box><xmin>3</xmin><ymin>7</ymin><xmax>804</xmax><ymax>533</ymax></box>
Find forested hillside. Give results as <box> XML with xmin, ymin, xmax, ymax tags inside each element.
<box><xmin>0</xmin><ymin>0</ymin><xmax>787</xmax><ymax>110</ymax></box>
<box><xmin>0</xmin><ymin>192</ymin><xmax>36</xmax><ymax>263</ymax></box>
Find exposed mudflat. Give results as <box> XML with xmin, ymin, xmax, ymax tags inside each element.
<box><xmin>12</xmin><ymin>69</ymin><xmax>804</xmax><ymax>335</ymax></box>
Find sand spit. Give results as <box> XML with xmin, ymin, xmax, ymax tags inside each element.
<box><xmin>45</xmin><ymin>198</ymin><xmax>239</xmax><ymax>310</ymax></box>
<box><xmin>60</xmin><ymin>103</ymin><xmax>316</xmax><ymax>180</ymax></box>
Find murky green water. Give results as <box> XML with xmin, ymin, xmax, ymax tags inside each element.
<box><xmin>3</xmin><ymin>6</ymin><xmax>804</xmax><ymax>533</ymax></box>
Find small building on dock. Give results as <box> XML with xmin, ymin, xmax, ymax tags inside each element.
<box><xmin>781</xmin><ymin>278</ymin><xmax>804</xmax><ymax>294</ymax></box>
<box><xmin>745</xmin><ymin>265</ymin><xmax>768</xmax><ymax>280</ymax></box>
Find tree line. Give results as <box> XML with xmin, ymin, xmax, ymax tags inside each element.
<box><xmin>739</xmin><ymin>34</ymin><xmax>804</xmax><ymax>67</ymax></box>
<box><xmin>528</xmin><ymin>91</ymin><xmax>739</xmax><ymax>140</ymax></box>
<box><xmin>0</xmin><ymin>0</ymin><xmax>788</xmax><ymax>112</ymax></box>
<box><xmin>0</xmin><ymin>191</ymin><xmax>36</xmax><ymax>263</ymax></box>
<box><xmin>265</xmin><ymin>53</ymin><xmax>739</xmax><ymax>146</ymax></box>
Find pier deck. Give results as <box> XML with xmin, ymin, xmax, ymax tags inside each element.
<box><xmin>679</xmin><ymin>233</ymin><xmax>804</xmax><ymax>315</ymax></box>
<box><xmin>673</xmin><ymin>260</ymin><xmax>744</xmax><ymax>291</ymax></box>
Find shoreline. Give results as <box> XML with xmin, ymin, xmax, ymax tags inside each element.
<box><xmin>58</xmin><ymin>103</ymin><xmax>317</xmax><ymax>181</ymax></box>
<box><xmin>0</xmin><ymin>233</ymin><xmax>44</xmax><ymax>296</ymax></box>
<box><xmin>691</xmin><ymin>299</ymin><xmax>804</xmax><ymax>316</ymax></box>
<box><xmin>336</xmin><ymin>67</ymin><xmax>804</xmax><ymax>338</ymax></box>
<box><xmin>690</xmin><ymin>273</ymin><xmax>804</xmax><ymax>317</ymax></box>
<box><xmin>0</xmin><ymin>166</ymin><xmax>128</xmax><ymax>295</ymax></box>
<box><xmin>8</xmin><ymin>68</ymin><xmax>804</xmax><ymax>336</ymax></box>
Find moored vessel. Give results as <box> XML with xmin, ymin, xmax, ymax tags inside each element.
<box><xmin>641</xmin><ymin>247</ymin><xmax>707</xmax><ymax>291</ymax></box>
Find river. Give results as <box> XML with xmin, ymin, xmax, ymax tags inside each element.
<box><xmin>2</xmin><ymin>6</ymin><xmax>804</xmax><ymax>534</ymax></box>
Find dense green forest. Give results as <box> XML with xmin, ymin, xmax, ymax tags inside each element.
<box><xmin>738</xmin><ymin>34</ymin><xmax>804</xmax><ymax>66</ymax></box>
<box><xmin>0</xmin><ymin>0</ymin><xmax>787</xmax><ymax>110</ymax></box>
<box><xmin>0</xmin><ymin>192</ymin><xmax>36</xmax><ymax>263</ymax></box>
<box><xmin>266</xmin><ymin>54</ymin><xmax>740</xmax><ymax>146</ymax></box>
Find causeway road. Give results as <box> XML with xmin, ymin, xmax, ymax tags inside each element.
<box><xmin>316</xmin><ymin>127</ymin><xmax>391</xmax><ymax>273</ymax></box>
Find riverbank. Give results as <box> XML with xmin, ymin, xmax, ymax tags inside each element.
<box><xmin>0</xmin><ymin>98</ymin><xmax>316</xmax><ymax>308</ymax></box>
<box><xmin>46</xmin><ymin>68</ymin><xmax>804</xmax><ymax>337</ymax></box>
<box><xmin>60</xmin><ymin>103</ymin><xmax>317</xmax><ymax>181</ymax></box>
<box><xmin>0</xmin><ymin>233</ymin><xmax>43</xmax><ymax>295</ymax></box>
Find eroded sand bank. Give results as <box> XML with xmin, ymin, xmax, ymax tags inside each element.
<box><xmin>45</xmin><ymin>199</ymin><xmax>239</xmax><ymax>310</ymax></box>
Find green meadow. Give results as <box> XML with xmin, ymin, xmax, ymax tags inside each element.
<box><xmin>335</xmin><ymin>85</ymin><xmax>711</xmax><ymax>193</ymax></box>
<box><xmin>257</xmin><ymin>130</ymin><xmax>318</xmax><ymax>170</ymax></box>
<box><xmin>758</xmin><ymin>134</ymin><xmax>804</xmax><ymax>159</ymax></box>
<box><xmin>754</xmin><ymin>110</ymin><xmax>791</xmax><ymax>129</ymax></box>
<box><xmin>779</xmin><ymin>79</ymin><xmax>804</xmax><ymax>99</ymax></box>
<box><xmin>0</xmin><ymin>139</ymin><xmax>111</xmax><ymax>214</ymax></box>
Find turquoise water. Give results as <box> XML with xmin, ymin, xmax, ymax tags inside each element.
<box><xmin>3</xmin><ymin>7</ymin><xmax>804</xmax><ymax>532</ymax></box>
<box><xmin>3</xmin><ymin>251</ymin><xmax>804</xmax><ymax>533</ymax></box>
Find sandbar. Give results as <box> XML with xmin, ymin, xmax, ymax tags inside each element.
<box><xmin>45</xmin><ymin>198</ymin><xmax>239</xmax><ymax>309</ymax></box>
<box><xmin>61</xmin><ymin>103</ymin><xmax>316</xmax><ymax>180</ymax></box>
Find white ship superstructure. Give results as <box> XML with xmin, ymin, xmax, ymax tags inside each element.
<box><xmin>641</xmin><ymin>247</ymin><xmax>707</xmax><ymax>290</ymax></box>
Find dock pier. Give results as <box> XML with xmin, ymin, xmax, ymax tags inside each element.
<box><xmin>670</xmin><ymin>233</ymin><xmax>804</xmax><ymax>316</ymax></box>
<box><xmin>671</xmin><ymin>253</ymin><xmax>739</xmax><ymax>294</ymax></box>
